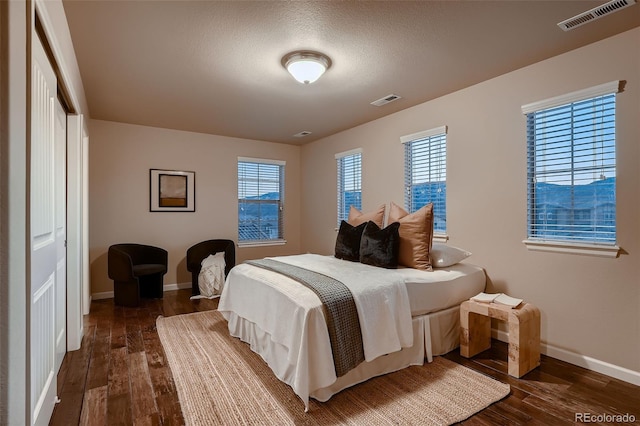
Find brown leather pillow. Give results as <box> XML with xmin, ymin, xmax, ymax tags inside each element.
<box><xmin>387</xmin><ymin>202</ymin><xmax>434</xmax><ymax>271</ymax></box>
<box><xmin>347</xmin><ymin>204</ymin><xmax>385</xmax><ymax>228</ymax></box>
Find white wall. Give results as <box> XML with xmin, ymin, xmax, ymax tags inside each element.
<box><xmin>88</xmin><ymin>120</ymin><xmax>302</xmax><ymax>295</ymax></box>
<box><xmin>2</xmin><ymin>2</ymin><xmax>29</xmax><ymax>423</ymax></box>
<box><xmin>301</xmin><ymin>28</ymin><xmax>640</xmax><ymax>378</ymax></box>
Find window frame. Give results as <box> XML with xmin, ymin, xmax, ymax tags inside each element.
<box><xmin>401</xmin><ymin>126</ymin><xmax>448</xmax><ymax>241</ymax></box>
<box><xmin>336</xmin><ymin>148</ymin><xmax>363</xmax><ymax>227</ymax></box>
<box><xmin>521</xmin><ymin>81</ymin><xmax>621</xmax><ymax>258</ymax></box>
<box><xmin>237</xmin><ymin>157</ymin><xmax>286</xmax><ymax>247</ymax></box>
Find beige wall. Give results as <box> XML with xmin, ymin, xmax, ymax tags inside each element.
<box><xmin>89</xmin><ymin>120</ymin><xmax>301</xmax><ymax>294</ymax></box>
<box><xmin>301</xmin><ymin>28</ymin><xmax>640</xmax><ymax>373</ymax></box>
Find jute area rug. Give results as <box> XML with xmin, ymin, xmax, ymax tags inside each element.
<box><xmin>157</xmin><ymin>310</ymin><xmax>510</xmax><ymax>425</ymax></box>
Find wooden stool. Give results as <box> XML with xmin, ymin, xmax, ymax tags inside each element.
<box><xmin>460</xmin><ymin>300</ymin><xmax>540</xmax><ymax>378</ymax></box>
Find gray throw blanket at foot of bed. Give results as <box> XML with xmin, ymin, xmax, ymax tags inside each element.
<box><xmin>246</xmin><ymin>258</ymin><xmax>365</xmax><ymax>377</ymax></box>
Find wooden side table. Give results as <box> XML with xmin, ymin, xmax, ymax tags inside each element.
<box><xmin>460</xmin><ymin>300</ymin><xmax>540</xmax><ymax>378</ymax></box>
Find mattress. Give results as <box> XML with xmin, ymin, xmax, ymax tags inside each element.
<box><xmin>400</xmin><ymin>263</ymin><xmax>486</xmax><ymax>316</ymax></box>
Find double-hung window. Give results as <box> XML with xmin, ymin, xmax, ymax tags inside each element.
<box><xmin>237</xmin><ymin>157</ymin><xmax>285</xmax><ymax>245</ymax></box>
<box><xmin>522</xmin><ymin>81</ymin><xmax>620</xmax><ymax>256</ymax></box>
<box><xmin>401</xmin><ymin>126</ymin><xmax>447</xmax><ymax>235</ymax></box>
<box><xmin>336</xmin><ymin>149</ymin><xmax>362</xmax><ymax>226</ymax></box>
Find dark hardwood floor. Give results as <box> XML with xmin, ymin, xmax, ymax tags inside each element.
<box><xmin>51</xmin><ymin>289</ymin><xmax>640</xmax><ymax>425</ymax></box>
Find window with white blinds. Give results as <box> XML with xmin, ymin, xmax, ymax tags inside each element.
<box><xmin>237</xmin><ymin>157</ymin><xmax>285</xmax><ymax>244</ymax></box>
<box><xmin>336</xmin><ymin>149</ymin><xmax>362</xmax><ymax>226</ymax></box>
<box><xmin>401</xmin><ymin>126</ymin><xmax>447</xmax><ymax>233</ymax></box>
<box><xmin>523</xmin><ymin>82</ymin><xmax>618</xmax><ymax>246</ymax></box>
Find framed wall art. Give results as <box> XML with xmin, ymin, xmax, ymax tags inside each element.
<box><xmin>149</xmin><ymin>169</ymin><xmax>195</xmax><ymax>212</ymax></box>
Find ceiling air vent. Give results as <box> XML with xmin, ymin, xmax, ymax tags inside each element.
<box><xmin>293</xmin><ymin>131</ymin><xmax>312</xmax><ymax>138</ymax></box>
<box><xmin>371</xmin><ymin>94</ymin><xmax>402</xmax><ymax>107</ymax></box>
<box><xmin>558</xmin><ymin>0</ymin><xmax>636</xmax><ymax>31</ymax></box>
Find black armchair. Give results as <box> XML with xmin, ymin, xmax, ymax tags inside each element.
<box><xmin>108</xmin><ymin>243</ymin><xmax>168</xmax><ymax>307</ymax></box>
<box><xmin>186</xmin><ymin>239</ymin><xmax>235</xmax><ymax>296</ymax></box>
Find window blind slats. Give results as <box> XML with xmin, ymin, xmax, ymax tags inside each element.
<box><xmin>526</xmin><ymin>92</ymin><xmax>616</xmax><ymax>245</ymax></box>
<box><xmin>238</xmin><ymin>160</ymin><xmax>284</xmax><ymax>242</ymax></box>
<box><xmin>337</xmin><ymin>152</ymin><xmax>362</xmax><ymax>225</ymax></box>
<box><xmin>403</xmin><ymin>132</ymin><xmax>446</xmax><ymax>233</ymax></box>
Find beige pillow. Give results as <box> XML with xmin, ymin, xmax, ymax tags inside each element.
<box><xmin>348</xmin><ymin>204</ymin><xmax>385</xmax><ymax>228</ymax></box>
<box><xmin>388</xmin><ymin>202</ymin><xmax>434</xmax><ymax>271</ymax></box>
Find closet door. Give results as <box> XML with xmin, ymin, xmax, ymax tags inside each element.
<box><xmin>54</xmin><ymin>97</ymin><xmax>67</xmax><ymax>373</ymax></box>
<box><xmin>30</xmin><ymin>33</ymin><xmax>58</xmax><ymax>426</ymax></box>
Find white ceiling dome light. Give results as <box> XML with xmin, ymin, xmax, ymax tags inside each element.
<box><xmin>281</xmin><ymin>51</ymin><xmax>332</xmax><ymax>84</ymax></box>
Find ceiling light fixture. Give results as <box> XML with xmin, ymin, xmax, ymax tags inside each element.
<box><xmin>281</xmin><ymin>50</ymin><xmax>332</xmax><ymax>84</ymax></box>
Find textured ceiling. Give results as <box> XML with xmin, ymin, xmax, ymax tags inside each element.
<box><xmin>62</xmin><ymin>1</ymin><xmax>640</xmax><ymax>145</ymax></box>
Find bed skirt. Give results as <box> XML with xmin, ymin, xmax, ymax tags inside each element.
<box><xmin>222</xmin><ymin>304</ymin><xmax>462</xmax><ymax>408</ymax></box>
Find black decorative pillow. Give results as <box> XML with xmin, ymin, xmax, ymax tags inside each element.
<box><xmin>335</xmin><ymin>220</ymin><xmax>367</xmax><ymax>262</ymax></box>
<box><xmin>359</xmin><ymin>221</ymin><xmax>400</xmax><ymax>269</ymax></box>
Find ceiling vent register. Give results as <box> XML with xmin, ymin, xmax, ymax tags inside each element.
<box><xmin>557</xmin><ymin>0</ymin><xmax>636</xmax><ymax>31</ymax></box>
<box><xmin>371</xmin><ymin>94</ymin><xmax>402</xmax><ymax>107</ymax></box>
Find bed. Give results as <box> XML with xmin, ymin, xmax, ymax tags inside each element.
<box><xmin>217</xmin><ymin>252</ymin><xmax>485</xmax><ymax>410</ymax></box>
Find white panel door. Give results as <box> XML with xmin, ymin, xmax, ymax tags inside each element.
<box><xmin>54</xmin><ymin>98</ymin><xmax>67</xmax><ymax>373</ymax></box>
<box><xmin>31</xmin><ymin>34</ymin><xmax>58</xmax><ymax>426</ymax></box>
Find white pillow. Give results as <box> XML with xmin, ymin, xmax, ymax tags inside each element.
<box><xmin>430</xmin><ymin>244</ymin><xmax>471</xmax><ymax>268</ymax></box>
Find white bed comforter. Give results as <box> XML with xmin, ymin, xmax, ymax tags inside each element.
<box><xmin>217</xmin><ymin>254</ymin><xmax>414</xmax><ymax>408</ymax></box>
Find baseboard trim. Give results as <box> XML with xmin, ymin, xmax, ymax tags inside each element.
<box><xmin>165</xmin><ymin>282</ymin><xmax>193</xmax><ymax>291</ymax></box>
<box><xmin>492</xmin><ymin>329</ymin><xmax>640</xmax><ymax>386</ymax></box>
<box><xmin>91</xmin><ymin>282</ymin><xmax>192</xmax><ymax>301</ymax></box>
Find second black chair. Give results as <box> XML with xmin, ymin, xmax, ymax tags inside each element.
<box><xmin>186</xmin><ymin>239</ymin><xmax>236</xmax><ymax>296</ymax></box>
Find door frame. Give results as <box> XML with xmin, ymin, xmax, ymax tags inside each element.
<box><xmin>67</xmin><ymin>113</ymin><xmax>86</xmax><ymax>351</ymax></box>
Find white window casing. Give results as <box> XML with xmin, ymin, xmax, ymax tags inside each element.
<box><xmin>522</xmin><ymin>81</ymin><xmax>621</xmax><ymax>257</ymax></box>
<box><xmin>237</xmin><ymin>157</ymin><xmax>286</xmax><ymax>246</ymax></box>
<box><xmin>401</xmin><ymin>126</ymin><xmax>448</xmax><ymax>237</ymax></box>
<box><xmin>336</xmin><ymin>148</ymin><xmax>363</xmax><ymax>226</ymax></box>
